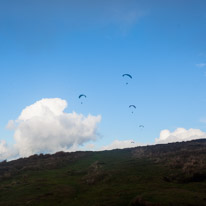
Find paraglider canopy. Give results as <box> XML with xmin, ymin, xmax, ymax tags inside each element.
<box><xmin>122</xmin><ymin>73</ymin><xmax>132</xmax><ymax>85</ymax></box>
<box><xmin>79</xmin><ymin>94</ymin><xmax>87</xmax><ymax>104</ymax></box>
<box><xmin>129</xmin><ymin>105</ymin><xmax>136</xmax><ymax>109</ymax></box>
<box><xmin>122</xmin><ymin>73</ymin><xmax>132</xmax><ymax>78</ymax></box>
<box><xmin>139</xmin><ymin>125</ymin><xmax>144</xmax><ymax>128</ymax></box>
<box><xmin>79</xmin><ymin>94</ymin><xmax>86</xmax><ymax>99</ymax></box>
<box><xmin>129</xmin><ymin>105</ymin><xmax>136</xmax><ymax>113</ymax></box>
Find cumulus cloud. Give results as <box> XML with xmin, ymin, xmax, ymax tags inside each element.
<box><xmin>3</xmin><ymin>99</ymin><xmax>206</xmax><ymax>162</ymax></box>
<box><xmin>0</xmin><ymin>140</ymin><xmax>8</xmax><ymax>159</ymax></box>
<box><xmin>6</xmin><ymin>120</ymin><xmax>16</xmax><ymax>130</ymax></box>
<box><xmin>7</xmin><ymin>98</ymin><xmax>101</xmax><ymax>158</ymax></box>
<box><xmin>155</xmin><ymin>128</ymin><xmax>206</xmax><ymax>144</ymax></box>
<box><xmin>84</xmin><ymin>143</ymin><xmax>95</xmax><ymax>150</ymax></box>
<box><xmin>100</xmin><ymin>139</ymin><xmax>144</xmax><ymax>151</ymax></box>
<box><xmin>196</xmin><ymin>63</ymin><xmax>206</xmax><ymax>68</ymax></box>
<box><xmin>0</xmin><ymin>140</ymin><xmax>18</xmax><ymax>161</ymax></box>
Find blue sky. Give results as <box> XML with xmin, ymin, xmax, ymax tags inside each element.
<box><xmin>1</xmin><ymin>0</ymin><xmax>206</xmax><ymax>157</ymax></box>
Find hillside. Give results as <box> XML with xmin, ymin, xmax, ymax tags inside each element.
<box><xmin>0</xmin><ymin>139</ymin><xmax>206</xmax><ymax>206</ymax></box>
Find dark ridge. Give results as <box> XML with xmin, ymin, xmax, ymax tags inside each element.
<box><xmin>0</xmin><ymin>139</ymin><xmax>206</xmax><ymax>206</ymax></box>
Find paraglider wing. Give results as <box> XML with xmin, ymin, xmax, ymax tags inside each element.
<box><xmin>129</xmin><ymin>105</ymin><xmax>136</xmax><ymax>109</ymax></box>
<box><xmin>139</xmin><ymin>125</ymin><xmax>144</xmax><ymax>128</ymax></box>
<box><xmin>79</xmin><ymin>94</ymin><xmax>87</xmax><ymax>99</ymax></box>
<box><xmin>129</xmin><ymin>105</ymin><xmax>136</xmax><ymax>114</ymax></box>
<box><xmin>122</xmin><ymin>74</ymin><xmax>132</xmax><ymax>85</ymax></box>
<box><xmin>79</xmin><ymin>94</ymin><xmax>87</xmax><ymax>104</ymax></box>
<box><xmin>122</xmin><ymin>74</ymin><xmax>132</xmax><ymax>79</ymax></box>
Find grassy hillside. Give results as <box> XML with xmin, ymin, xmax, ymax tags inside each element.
<box><xmin>0</xmin><ymin>139</ymin><xmax>206</xmax><ymax>206</ymax></box>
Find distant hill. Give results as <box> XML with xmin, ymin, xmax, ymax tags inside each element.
<box><xmin>0</xmin><ymin>139</ymin><xmax>206</xmax><ymax>206</ymax></box>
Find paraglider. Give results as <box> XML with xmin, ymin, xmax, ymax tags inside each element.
<box><xmin>79</xmin><ymin>94</ymin><xmax>87</xmax><ymax>104</ymax></box>
<box><xmin>129</xmin><ymin>105</ymin><xmax>136</xmax><ymax>113</ymax></box>
<box><xmin>139</xmin><ymin>124</ymin><xmax>144</xmax><ymax>139</ymax></box>
<box><xmin>122</xmin><ymin>73</ymin><xmax>132</xmax><ymax>85</ymax></box>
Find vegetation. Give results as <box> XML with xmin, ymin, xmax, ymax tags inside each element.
<box><xmin>0</xmin><ymin>139</ymin><xmax>206</xmax><ymax>206</ymax></box>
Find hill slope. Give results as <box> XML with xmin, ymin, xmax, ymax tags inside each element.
<box><xmin>0</xmin><ymin>139</ymin><xmax>206</xmax><ymax>206</ymax></box>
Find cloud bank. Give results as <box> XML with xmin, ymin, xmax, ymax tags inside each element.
<box><xmin>155</xmin><ymin>128</ymin><xmax>206</xmax><ymax>144</ymax></box>
<box><xmin>0</xmin><ymin>140</ymin><xmax>8</xmax><ymax>160</ymax></box>
<box><xmin>0</xmin><ymin>140</ymin><xmax>18</xmax><ymax>161</ymax></box>
<box><xmin>1</xmin><ymin>99</ymin><xmax>206</xmax><ymax>161</ymax></box>
<box><xmin>99</xmin><ymin>128</ymin><xmax>206</xmax><ymax>151</ymax></box>
<box><xmin>100</xmin><ymin>139</ymin><xmax>144</xmax><ymax>151</ymax></box>
<box><xmin>5</xmin><ymin>98</ymin><xmax>101</xmax><ymax>159</ymax></box>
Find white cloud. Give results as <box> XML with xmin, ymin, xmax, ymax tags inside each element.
<box><xmin>3</xmin><ymin>99</ymin><xmax>206</xmax><ymax>162</ymax></box>
<box><xmin>6</xmin><ymin>120</ymin><xmax>16</xmax><ymax>130</ymax></box>
<box><xmin>7</xmin><ymin>98</ymin><xmax>101</xmax><ymax>158</ymax></box>
<box><xmin>196</xmin><ymin>63</ymin><xmax>206</xmax><ymax>68</ymax></box>
<box><xmin>0</xmin><ymin>140</ymin><xmax>8</xmax><ymax>157</ymax></box>
<box><xmin>18</xmin><ymin>98</ymin><xmax>67</xmax><ymax>121</ymax></box>
<box><xmin>100</xmin><ymin>139</ymin><xmax>144</xmax><ymax>151</ymax></box>
<box><xmin>0</xmin><ymin>140</ymin><xmax>18</xmax><ymax>161</ymax></box>
<box><xmin>155</xmin><ymin>128</ymin><xmax>206</xmax><ymax>144</ymax></box>
<box><xmin>84</xmin><ymin>143</ymin><xmax>95</xmax><ymax>150</ymax></box>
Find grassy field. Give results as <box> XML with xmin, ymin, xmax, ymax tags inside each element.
<box><xmin>0</xmin><ymin>140</ymin><xmax>206</xmax><ymax>206</ymax></box>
